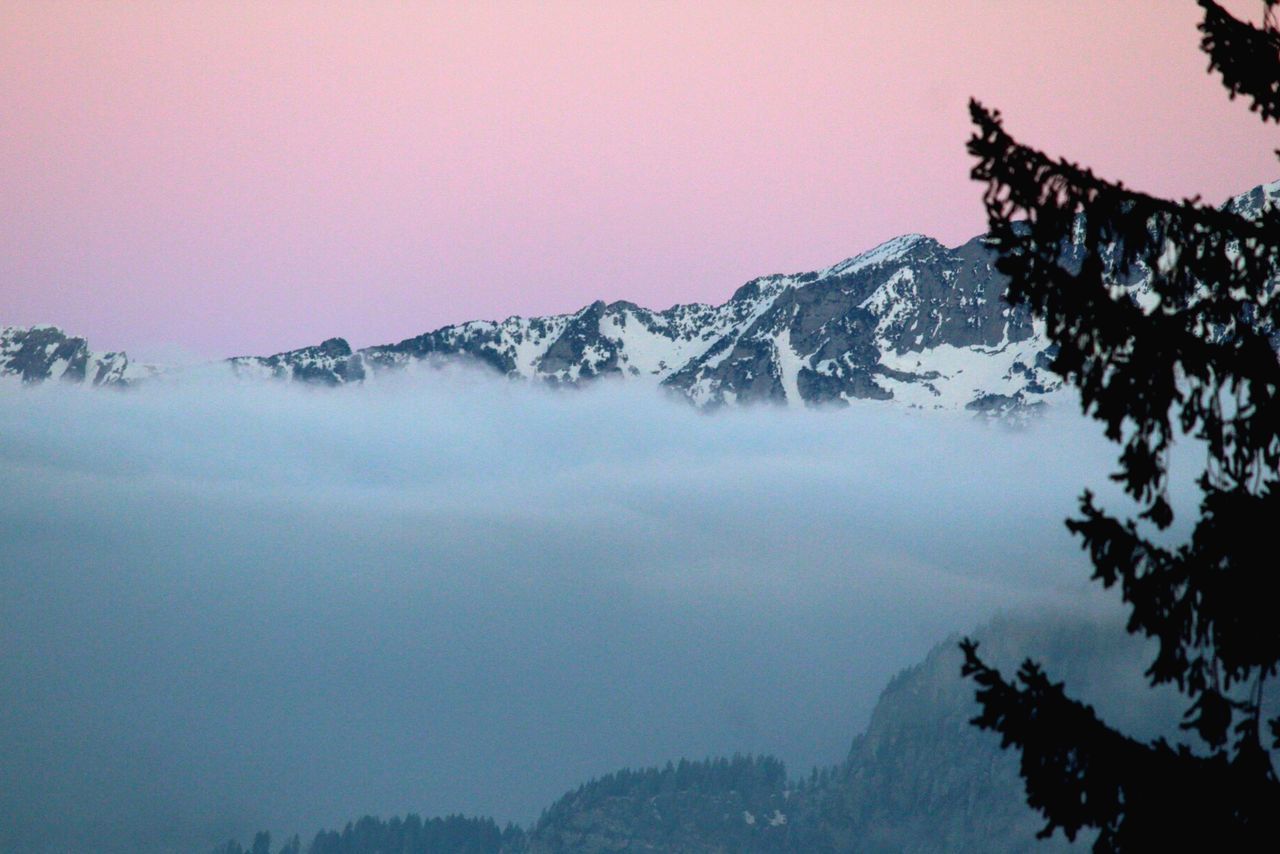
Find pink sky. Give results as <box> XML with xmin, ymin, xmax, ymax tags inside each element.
<box><xmin>2</xmin><ymin>1</ymin><xmax>1276</xmax><ymax>358</ymax></box>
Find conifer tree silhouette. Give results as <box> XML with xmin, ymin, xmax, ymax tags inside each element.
<box><xmin>960</xmin><ymin>2</ymin><xmax>1280</xmax><ymax>849</ymax></box>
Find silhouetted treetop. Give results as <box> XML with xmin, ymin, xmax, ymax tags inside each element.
<box><xmin>1199</xmin><ymin>0</ymin><xmax>1280</xmax><ymax>122</ymax></box>
<box><xmin>961</xmin><ymin>1</ymin><xmax>1280</xmax><ymax>850</ymax></box>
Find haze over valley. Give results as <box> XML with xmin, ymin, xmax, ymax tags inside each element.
<box><xmin>0</xmin><ymin>372</ymin><xmax>1153</xmax><ymax>851</ymax></box>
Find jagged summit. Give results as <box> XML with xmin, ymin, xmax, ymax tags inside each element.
<box><xmin>819</xmin><ymin>232</ymin><xmax>936</xmax><ymax>278</ymax></box>
<box><xmin>5</xmin><ymin>180</ymin><xmax>1277</xmax><ymax>414</ymax></box>
<box><xmin>0</xmin><ymin>325</ymin><xmax>152</xmax><ymax>386</ymax></box>
<box><xmin>1223</xmin><ymin>177</ymin><xmax>1280</xmax><ymax>219</ymax></box>
<box><xmin>228</xmin><ymin>337</ymin><xmax>361</xmax><ymax>385</ymax></box>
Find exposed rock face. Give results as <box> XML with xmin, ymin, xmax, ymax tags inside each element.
<box><xmin>7</xmin><ymin>179</ymin><xmax>1277</xmax><ymax>415</ymax></box>
<box><xmin>659</xmin><ymin>233</ymin><xmax>1045</xmax><ymax>409</ymax></box>
<box><xmin>0</xmin><ymin>325</ymin><xmax>148</xmax><ymax>386</ymax></box>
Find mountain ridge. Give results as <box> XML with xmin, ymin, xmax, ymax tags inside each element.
<box><xmin>6</xmin><ymin>179</ymin><xmax>1278</xmax><ymax>414</ymax></box>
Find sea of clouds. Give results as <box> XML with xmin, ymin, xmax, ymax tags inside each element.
<box><xmin>0</xmin><ymin>369</ymin><xmax>1188</xmax><ymax>851</ymax></box>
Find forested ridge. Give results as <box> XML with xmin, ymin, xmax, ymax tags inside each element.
<box><xmin>216</xmin><ymin>615</ymin><xmax>1187</xmax><ymax>853</ymax></box>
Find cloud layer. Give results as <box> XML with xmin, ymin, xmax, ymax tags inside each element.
<box><xmin>1</xmin><ymin>373</ymin><xmax>1149</xmax><ymax>851</ymax></box>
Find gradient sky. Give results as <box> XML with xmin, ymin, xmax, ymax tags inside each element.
<box><xmin>2</xmin><ymin>1</ymin><xmax>1276</xmax><ymax>358</ymax></box>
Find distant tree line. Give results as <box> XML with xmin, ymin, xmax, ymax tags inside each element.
<box><xmin>213</xmin><ymin>813</ymin><xmax>525</xmax><ymax>854</ymax></box>
<box><xmin>214</xmin><ymin>754</ymin><xmax>791</xmax><ymax>854</ymax></box>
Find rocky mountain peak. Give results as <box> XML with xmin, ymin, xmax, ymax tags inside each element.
<box><xmin>0</xmin><ymin>324</ymin><xmax>145</xmax><ymax>386</ymax></box>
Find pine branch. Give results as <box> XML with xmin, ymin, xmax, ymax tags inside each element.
<box><xmin>1199</xmin><ymin>0</ymin><xmax>1280</xmax><ymax>122</ymax></box>
<box><xmin>960</xmin><ymin>640</ymin><xmax>1280</xmax><ymax>849</ymax></box>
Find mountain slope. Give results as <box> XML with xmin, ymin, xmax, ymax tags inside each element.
<box><xmin>518</xmin><ymin>613</ymin><xmax>1185</xmax><ymax>853</ymax></box>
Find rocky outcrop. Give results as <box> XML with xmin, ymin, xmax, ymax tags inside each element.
<box><xmin>0</xmin><ymin>325</ymin><xmax>149</xmax><ymax>386</ymax></box>
<box><xmin>229</xmin><ymin>337</ymin><xmax>365</xmax><ymax>385</ymax></box>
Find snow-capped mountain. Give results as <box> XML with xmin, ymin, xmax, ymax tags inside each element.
<box><xmin>6</xmin><ymin>180</ymin><xmax>1278</xmax><ymax>413</ymax></box>
<box><xmin>317</xmin><ymin>230</ymin><xmax>1055</xmax><ymax>413</ymax></box>
<box><xmin>217</xmin><ymin>227</ymin><xmax>1060</xmax><ymax>413</ymax></box>
<box><xmin>0</xmin><ymin>325</ymin><xmax>154</xmax><ymax>387</ymax></box>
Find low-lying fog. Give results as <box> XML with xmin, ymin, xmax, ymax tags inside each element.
<box><xmin>0</xmin><ymin>371</ymin><xmax>1178</xmax><ymax>851</ymax></box>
